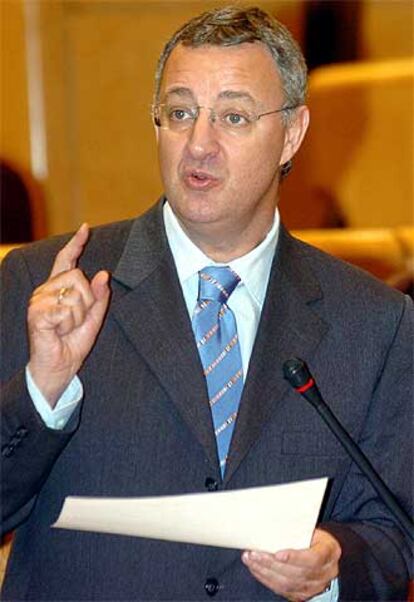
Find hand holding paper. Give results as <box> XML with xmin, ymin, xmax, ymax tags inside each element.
<box><xmin>242</xmin><ymin>527</ymin><xmax>341</xmax><ymax>600</ymax></box>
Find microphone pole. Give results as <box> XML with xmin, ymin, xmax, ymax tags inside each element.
<box><xmin>283</xmin><ymin>357</ymin><xmax>414</xmax><ymax>543</ymax></box>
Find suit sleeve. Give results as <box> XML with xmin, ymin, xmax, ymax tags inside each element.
<box><xmin>321</xmin><ymin>295</ymin><xmax>413</xmax><ymax>600</ymax></box>
<box><xmin>1</xmin><ymin>249</ymin><xmax>80</xmax><ymax>535</ymax></box>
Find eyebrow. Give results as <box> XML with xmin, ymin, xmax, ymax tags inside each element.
<box><xmin>217</xmin><ymin>90</ymin><xmax>257</xmax><ymax>106</ymax></box>
<box><xmin>163</xmin><ymin>87</ymin><xmax>258</xmax><ymax>106</ymax></box>
<box><xmin>164</xmin><ymin>87</ymin><xmax>195</xmax><ymax>101</ymax></box>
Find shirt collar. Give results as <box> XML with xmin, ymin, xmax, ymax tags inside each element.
<box><xmin>163</xmin><ymin>201</ymin><xmax>279</xmax><ymax>309</ymax></box>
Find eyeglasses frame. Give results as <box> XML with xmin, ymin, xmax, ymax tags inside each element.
<box><xmin>152</xmin><ymin>103</ymin><xmax>298</xmax><ymax>130</ymax></box>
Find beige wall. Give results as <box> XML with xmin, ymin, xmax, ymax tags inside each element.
<box><xmin>361</xmin><ymin>0</ymin><xmax>414</xmax><ymax>60</ymax></box>
<box><xmin>0</xmin><ymin>0</ymin><xmax>31</xmax><ymax>171</ymax></box>
<box><xmin>280</xmin><ymin>59</ymin><xmax>414</xmax><ymax>229</ymax></box>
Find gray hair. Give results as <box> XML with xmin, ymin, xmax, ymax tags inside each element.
<box><xmin>154</xmin><ymin>5</ymin><xmax>308</xmax><ymax>111</ymax></box>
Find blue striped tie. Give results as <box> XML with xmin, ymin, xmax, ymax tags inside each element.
<box><xmin>192</xmin><ymin>266</ymin><xmax>243</xmax><ymax>476</ymax></box>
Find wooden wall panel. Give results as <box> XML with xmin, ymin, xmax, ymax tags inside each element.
<box><xmin>0</xmin><ymin>1</ymin><xmax>31</xmax><ymax>171</ymax></box>
<box><xmin>361</xmin><ymin>0</ymin><xmax>414</xmax><ymax>60</ymax></box>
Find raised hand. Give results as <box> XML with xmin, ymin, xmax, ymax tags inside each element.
<box><xmin>27</xmin><ymin>224</ymin><xmax>111</xmax><ymax>407</ymax></box>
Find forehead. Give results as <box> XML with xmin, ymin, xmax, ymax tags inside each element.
<box><xmin>160</xmin><ymin>42</ymin><xmax>283</xmax><ymax>104</ymax></box>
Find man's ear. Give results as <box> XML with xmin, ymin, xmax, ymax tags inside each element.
<box><xmin>279</xmin><ymin>105</ymin><xmax>310</xmax><ymax>167</ymax></box>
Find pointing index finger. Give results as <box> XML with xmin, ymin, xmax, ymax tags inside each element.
<box><xmin>50</xmin><ymin>223</ymin><xmax>89</xmax><ymax>278</ymax></box>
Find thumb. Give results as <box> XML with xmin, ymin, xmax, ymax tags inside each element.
<box><xmin>88</xmin><ymin>271</ymin><xmax>111</xmax><ymax>330</ymax></box>
<box><xmin>91</xmin><ymin>270</ymin><xmax>111</xmax><ymax>300</ymax></box>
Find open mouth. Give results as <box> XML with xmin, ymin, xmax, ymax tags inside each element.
<box><xmin>183</xmin><ymin>169</ymin><xmax>220</xmax><ymax>191</ymax></box>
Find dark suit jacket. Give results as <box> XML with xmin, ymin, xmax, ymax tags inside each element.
<box><xmin>1</xmin><ymin>201</ymin><xmax>413</xmax><ymax>601</ymax></box>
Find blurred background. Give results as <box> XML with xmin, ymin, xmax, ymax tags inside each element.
<box><xmin>0</xmin><ymin>0</ymin><xmax>413</xmax><ymax>283</ymax></box>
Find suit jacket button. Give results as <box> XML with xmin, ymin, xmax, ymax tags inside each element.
<box><xmin>205</xmin><ymin>477</ymin><xmax>218</xmax><ymax>492</ymax></box>
<box><xmin>204</xmin><ymin>577</ymin><xmax>219</xmax><ymax>596</ymax></box>
<box><xmin>16</xmin><ymin>427</ymin><xmax>28</xmax><ymax>439</ymax></box>
<box><xmin>2</xmin><ymin>444</ymin><xmax>14</xmax><ymax>457</ymax></box>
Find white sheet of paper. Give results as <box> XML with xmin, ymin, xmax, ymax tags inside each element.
<box><xmin>53</xmin><ymin>477</ymin><xmax>327</xmax><ymax>553</ymax></box>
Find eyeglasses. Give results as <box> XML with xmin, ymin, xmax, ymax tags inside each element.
<box><xmin>152</xmin><ymin>103</ymin><xmax>297</xmax><ymax>133</ymax></box>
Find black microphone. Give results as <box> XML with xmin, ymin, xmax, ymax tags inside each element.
<box><xmin>283</xmin><ymin>357</ymin><xmax>414</xmax><ymax>543</ymax></box>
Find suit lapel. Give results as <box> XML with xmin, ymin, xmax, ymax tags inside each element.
<box><xmin>111</xmin><ymin>202</ymin><xmax>218</xmax><ymax>470</ymax></box>
<box><xmin>224</xmin><ymin>227</ymin><xmax>329</xmax><ymax>484</ymax></box>
<box><xmin>108</xmin><ymin>206</ymin><xmax>329</xmax><ymax>481</ymax></box>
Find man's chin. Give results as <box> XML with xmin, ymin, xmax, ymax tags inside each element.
<box><xmin>173</xmin><ymin>203</ymin><xmax>229</xmax><ymax>235</ymax></box>
<box><xmin>169</xmin><ymin>192</ymin><xmax>221</xmax><ymax>220</ymax></box>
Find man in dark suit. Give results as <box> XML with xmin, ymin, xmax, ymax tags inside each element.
<box><xmin>1</xmin><ymin>6</ymin><xmax>412</xmax><ymax>601</ymax></box>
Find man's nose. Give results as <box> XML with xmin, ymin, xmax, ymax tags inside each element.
<box><xmin>185</xmin><ymin>109</ymin><xmax>220</xmax><ymax>160</ymax></box>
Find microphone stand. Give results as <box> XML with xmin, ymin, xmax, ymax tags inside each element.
<box><xmin>283</xmin><ymin>358</ymin><xmax>414</xmax><ymax>543</ymax></box>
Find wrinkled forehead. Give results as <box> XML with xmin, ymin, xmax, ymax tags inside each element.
<box><xmin>159</xmin><ymin>42</ymin><xmax>284</xmax><ymax>106</ymax></box>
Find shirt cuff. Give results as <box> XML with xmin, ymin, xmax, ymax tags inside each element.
<box><xmin>308</xmin><ymin>578</ymin><xmax>339</xmax><ymax>601</ymax></box>
<box><xmin>25</xmin><ymin>366</ymin><xmax>83</xmax><ymax>430</ymax></box>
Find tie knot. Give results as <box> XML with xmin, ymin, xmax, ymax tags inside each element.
<box><xmin>198</xmin><ymin>266</ymin><xmax>241</xmax><ymax>304</ymax></box>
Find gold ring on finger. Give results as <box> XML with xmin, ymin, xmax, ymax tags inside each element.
<box><xmin>57</xmin><ymin>286</ymin><xmax>71</xmax><ymax>305</ymax></box>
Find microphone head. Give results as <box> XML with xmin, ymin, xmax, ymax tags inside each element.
<box><xmin>283</xmin><ymin>358</ymin><xmax>312</xmax><ymax>388</ymax></box>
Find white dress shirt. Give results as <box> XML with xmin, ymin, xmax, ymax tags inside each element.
<box><xmin>163</xmin><ymin>201</ymin><xmax>279</xmax><ymax>378</ymax></box>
